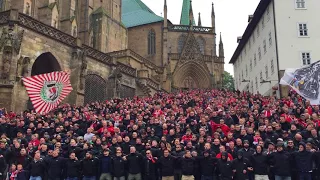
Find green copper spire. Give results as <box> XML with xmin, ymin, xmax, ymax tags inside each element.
<box><xmin>180</xmin><ymin>0</ymin><xmax>195</xmax><ymax>26</ymax></box>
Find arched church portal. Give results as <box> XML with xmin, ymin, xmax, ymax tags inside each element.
<box><xmin>173</xmin><ymin>62</ymin><xmax>211</xmax><ymax>89</ymax></box>
<box><xmin>27</xmin><ymin>52</ymin><xmax>62</xmax><ymax>109</ymax></box>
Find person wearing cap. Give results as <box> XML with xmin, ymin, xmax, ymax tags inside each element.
<box><xmin>81</xmin><ymin>151</ymin><xmax>99</xmax><ymax>180</ymax></box>
<box><xmin>240</xmin><ymin>140</ymin><xmax>255</xmax><ymax>160</ymax></box>
<box><xmin>268</xmin><ymin>143</ymin><xmax>292</xmax><ymax>180</ymax></box>
<box><xmin>196</xmin><ymin>150</ymin><xmax>217</xmax><ymax>180</ymax></box>
<box><xmin>232</xmin><ymin>150</ymin><xmax>252</xmax><ymax>180</ymax></box>
<box><xmin>292</xmin><ymin>142</ymin><xmax>314</xmax><ymax>180</ymax></box>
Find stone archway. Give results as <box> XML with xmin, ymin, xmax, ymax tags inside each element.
<box><xmin>84</xmin><ymin>74</ymin><xmax>107</xmax><ymax>104</ymax></box>
<box><xmin>31</xmin><ymin>52</ymin><xmax>61</xmax><ymax>76</ymax></box>
<box><xmin>173</xmin><ymin>62</ymin><xmax>211</xmax><ymax>89</ymax></box>
<box><xmin>27</xmin><ymin>52</ymin><xmax>62</xmax><ymax>109</ymax></box>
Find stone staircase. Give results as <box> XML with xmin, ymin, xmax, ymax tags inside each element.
<box><xmin>136</xmin><ymin>79</ymin><xmax>151</xmax><ymax>96</ymax></box>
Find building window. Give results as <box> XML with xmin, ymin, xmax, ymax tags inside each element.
<box><xmin>252</xmin><ymin>32</ymin><xmax>255</xmax><ymax>43</ymax></box>
<box><xmin>257</xmin><ymin>25</ymin><xmax>260</xmax><ymax>37</ymax></box>
<box><xmin>196</xmin><ymin>37</ymin><xmax>205</xmax><ymax>54</ymax></box>
<box><xmin>178</xmin><ymin>34</ymin><xmax>187</xmax><ymax>53</ymax></box>
<box><xmin>148</xmin><ymin>29</ymin><xmax>156</xmax><ymax>55</ymax></box>
<box><xmin>251</xmin><ymin>81</ymin><xmax>254</xmax><ymax>93</ymax></box>
<box><xmin>298</xmin><ymin>23</ymin><xmax>308</xmax><ymax>36</ymax></box>
<box><xmin>266</xmin><ymin>6</ymin><xmax>270</xmax><ymax>20</ymax></box>
<box><xmin>265</xmin><ymin>65</ymin><xmax>269</xmax><ymax>78</ymax></box>
<box><xmin>258</xmin><ymin>47</ymin><xmax>262</xmax><ymax>60</ymax></box>
<box><xmin>296</xmin><ymin>0</ymin><xmax>306</xmax><ymax>9</ymax></box>
<box><xmin>262</xmin><ymin>16</ymin><xmax>265</xmax><ymax>29</ymax></box>
<box><xmin>245</xmin><ymin>65</ymin><xmax>248</xmax><ymax>77</ymax></box>
<box><xmin>301</xmin><ymin>52</ymin><xmax>311</xmax><ymax>65</ymax></box>
<box><xmin>263</xmin><ymin>40</ymin><xmax>267</xmax><ymax>54</ymax></box>
<box><xmin>271</xmin><ymin>59</ymin><xmax>275</xmax><ymax>74</ymax></box>
<box><xmin>255</xmin><ymin>76</ymin><xmax>258</xmax><ymax>89</ymax></box>
<box><xmin>26</xmin><ymin>2</ymin><xmax>31</xmax><ymax>15</ymax></box>
<box><xmin>269</xmin><ymin>32</ymin><xmax>272</xmax><ymax>47</ymax></box>
<box><xmin>260</xmin><ymin>71</ymin><xmax>263</xmax><ymax>81</ymax></box>
<box><xmin>250</xmin><ymin>59</ymin><xmax>252</xmax><ymax>71</ymax></box>
<box><xmin>254</xmin><ymin>53</ymin><xmax>257</xmax><ymax>66</ymax></box>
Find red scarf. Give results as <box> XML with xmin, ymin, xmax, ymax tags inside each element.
<box><xmin>148</xmin><ymin>157</ymin><xmax>155</xmax><ymax>163</ymax></box>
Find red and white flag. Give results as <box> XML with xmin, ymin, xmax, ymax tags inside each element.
<box><xmin>22</xmin><ymin>71</ymin><xmax>73</xmax><ymax>114</ymax></box>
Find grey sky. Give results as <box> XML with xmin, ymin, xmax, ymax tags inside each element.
<box><xmin>140</xmin><ymin>0</ymin><xmax>260</xmax><ymax>76</ymax></box>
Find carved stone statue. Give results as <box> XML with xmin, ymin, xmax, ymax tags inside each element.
<box><xmin>1</xmin><ymin>47</ymin><xmax>12</xmax><ymax>79</ymax></box>
<box><xmin>79</xmin><ymin>50</ymin><xmax>87</xmax><ymax>90</ymax></box>
<box><xmin>21</xmin><ymin>57</ymin><xmax>30</xmax><ymax>77</ymax></box>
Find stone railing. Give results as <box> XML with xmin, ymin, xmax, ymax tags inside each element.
<box><xmin>0</xmin><ymin>11</ymin><xmax>10</xmax><ymax>25</ymax></box>
<box><xmin>18</xmin><ymin>13</ymin><xmax>76</xmax><ymax>47</ymax></box>
<box><xmin>83</xmin><ymin>45</ymin><xmax>112</xmax><ymax>65</ymax></box>
<box><xmin>117</xmin><ymin>62</ymin><xmax>136</xmax><ymax>77</ymax></box>
<box><xmin>108</xmin><ymin>49</ymin><xmax>164</xmax><ymax>73</ymax></box>
<box><xmin>170</xmin><ymin>53</ymin><xmax>216</xmax><ymax>62</ymax></box>
<box><xmin>146</xmin><ymin>78</ymin><xmax>159</xmax><ymax>90</ymax></box>
<box><xmin>168</xmin><ymin>25</ymin><xmax>213</xmax><ymax>34</ymax></box>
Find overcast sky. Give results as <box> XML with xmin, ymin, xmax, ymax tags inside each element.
<box><xmin>140</xmin><ymin>0</ymin><xmax>261</xmax><ymax>76</ymax></box>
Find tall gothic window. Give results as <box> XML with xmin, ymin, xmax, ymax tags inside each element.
<box><xmin>26</xmin><ymin>2</ymin><xmax>31</xmax><ymax>15</ymax></box>
<box><xmin>148</xmin><ymin>29</ymin><xmax>156</xmax><ymax>55</ymax></box>
<box><xmin>178</xmin><ymin>34</ymin><xmax>187</xmax><ymax>53</ymax></box>
<box><xmin>196</xmin><ymin>37</ymin><xmax>205</xmax><ymax>54</ymax></box>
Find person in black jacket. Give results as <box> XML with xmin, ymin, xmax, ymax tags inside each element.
<box><xmin>0</xmin><ymin>155</ymin><xmax>6</xmax><ymax>180</ymax></box>
<box><xmin>65</xmin><ymin>152</ymin><xmax>81</xmax><ymax>180</ymax></box>
<box><xmin>180</xmin><ymin>150</ymin><xmax>195</xmax><ymax>180</ymax></box>
<box><xmin>81</xmin><ymin>151</ymin><xmax>99</xmax><ymax>180</ymax></box>
<box><xmin>268</xmin><ymin>143</ymin><xmax>291</xmax><ymax>180</ymax></box>
<box><xmin>111</xmin><ymin>149</ymin><xmax>126</xmax><ymax>180</ymax></box>
<box><xmin>158</xmin><ymin>149</ymin><xmax>176</xmax><ymax>180</ymax></box>
<box><xmin>143</xmin><ymin>150</ymin><xmax>158</xmax><ymax>180</ymax></box>
<box><xmin>44</xmin><ymin>150</ymin><xmax>65</xmax><ymax>180</ymax></box>
<box><xmin>293</xmin><ymin>142</ymin><xmax>314</xmax><ymax>180</ymax></box>
<box><xmin>99</xmin><ymin>150</ymin><xmax>112</xmax><ymax>180</ymax></box>
<box><xmin>217</xmin><ymin>152</ymin><xmax>233</xmax><ymax>180</ymax></box>
<box><xmin>232</xmin><ymin>150</ymin><xmax>252</xmax><ymax>180</ymax></box>
<box><xmin>250</xmin><ymin>145</ymin><xmax>269</xmax><ymax>180</ymax></box>
<box><xmin>16</xmin><ymin>164</ymin><xmax>29</xmax><ymax>180</ymax></box>
<box><xmin>29</xmin><ymin>152</ymin><xmax>45</xmax><ymax>180</ymax></box>
<box><xmin>197</xmin><ymin>150</ymin><xmax>217</xmax><ymax>180</ymax></box>
<box><xmin>125</xmin><ymin>146</ymin><xmax>143</xmax><ymax>180</ymax></box>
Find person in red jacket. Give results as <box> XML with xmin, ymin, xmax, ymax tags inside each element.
<box><xmin>210</xmin><ymin>119</ymin><xmax>230</xmax><ymax>136</ymax></box>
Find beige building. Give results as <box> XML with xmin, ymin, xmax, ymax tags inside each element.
<box><xmin>0</xmin><ymin>0</ymin><xmax>224</xmax><ymax>112</ymax></box>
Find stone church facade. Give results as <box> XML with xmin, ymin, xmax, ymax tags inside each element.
<box><xmin>0</xmin><ymin>0</ymin><xmax>224</xmax><ymax>112</ymax></box>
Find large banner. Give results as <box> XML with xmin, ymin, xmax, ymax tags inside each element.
<box><xmin>280</xmin><ymin>60</ymin><xmax>320</xmax><ymax>105</ymax></box>
<box><xmin>22</xmin><ymin>71</ymin><xmax>73</xmax><ymax>114</ymax></box>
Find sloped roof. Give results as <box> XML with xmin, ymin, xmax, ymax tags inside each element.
<box><xmin>122</xmin><ymin>0</ymin><xmax>163</xmax><ymax>28</ymax></box>
<box><xmin>180</xmin><ymin>0</ymin><xmax>195</xmax><ymax>25</ymax></box>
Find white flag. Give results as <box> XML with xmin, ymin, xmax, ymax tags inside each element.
<box><xmin>280</xmin><ymin>60</ymin><xmax>320</xmax><ymax>105</ymax></box>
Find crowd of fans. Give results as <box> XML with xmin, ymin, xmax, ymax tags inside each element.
<box><xmin>0</xmin><ymin>89</ymin><xmax>319</xmax><ymax>180</ymax></box>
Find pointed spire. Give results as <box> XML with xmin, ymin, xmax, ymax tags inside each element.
<box><xmin>198</xmin><ymin>12</ymin><xmax>202</xmax><ymax>26</ymax></box>
<box><xmin>180</xmin><ymin>0</ymin><xmax>195</xmax><ymax>25</ymax></box>
<box><xmin>219</xmin><ymin>32</ymin><xmax>224</xmax><ymax>57</ymax></box>
<box><xmin>164</xmin><ymin>0</ymin><xmax>168</xmax><ymax>27</ymax></box>
<box><xmin>212</xmin><ymin>2</ymin><xmax>215</xmax><ymax>16</ymax></box>
<box><xmin>189</xmin><ymin>0</ymin><xmax>194</xmax><ymax>26</ymax></box>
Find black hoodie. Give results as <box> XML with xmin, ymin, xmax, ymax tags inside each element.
<box><xmin>293</xmin><ymin>142</ymin><xmax>314</xmax><ymax>172</ymax></box>
<box><xmin>217</xmin><ymin>152</ymin><xmax>233</xmax><ymax>180</ymax></box>
<box><xmin>232</xmin><ymin>151</ymin><xmax>251</xmax><ymax>180</ymax></box>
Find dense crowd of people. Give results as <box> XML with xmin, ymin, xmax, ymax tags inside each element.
<box><xmin>0</xmin><ymin>89</ymin><xmax>319</xmax><ymax>180</ymax></box>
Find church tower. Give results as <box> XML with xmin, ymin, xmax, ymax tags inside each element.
<box><xmin>212</xmin><ymin>3</ymin><xmax>217</xmax><ymax>56</ymax></box>
<box><xmin>180</xmin><ymin>0</ymin><xmax>195</xmax><ymax>26</ymax></box>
